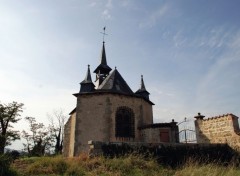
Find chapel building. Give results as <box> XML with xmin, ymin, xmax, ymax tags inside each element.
<box><xmin>63</xmin><ymin>41</ymin><xmax>179</xmax><ymax>157</ymax></box>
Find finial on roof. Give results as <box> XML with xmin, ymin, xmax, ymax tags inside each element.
<box><xmin>140</xmin><ymin>75</ymin><xmax>146</xmax><ymax>90</ymax></box>
<box><xmin>100</xmin><ymin>26</ymin><xmax>108</xmax><ymax>43</ymax></box>
<box><xmin>115</xmin><ymin>66</ymin><xmax>117</xmax><ymax>70</ymax></box>
<box><xmin>93</xmin><ymin>32</ymin><xmax>112</xmax><ymax>75</ymax></box>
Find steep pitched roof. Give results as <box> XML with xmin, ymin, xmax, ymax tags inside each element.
<box><xmin>94</xmin><ymin>42</ymin><xmax>112</xmax><ymax>74</ymax></box>
<box><xmin>135</xmin><ymin>75</ymin><xmax>150</xmax><ymax>100</ymax></box>
<box><xmin>80</xmin><ymin>65</ymin><xmax>95</xmax><ymax>93</ymax></box>
<box><xmin>81</xmin><ymin>65</ymin><xmax>93</xmax><ymax>84</ymax></box>
<box><xmin>135</xmin><ymin>75</ymin><xmax>149</xmax><ymax>94</ymax></box>
<box><xmin>97</xmin><ymin>68</ymin><xmax>133</xmax><ymax>94</ymax></box>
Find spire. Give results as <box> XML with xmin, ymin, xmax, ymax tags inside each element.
<box><xmin>94</xmin><ymin>42</ymin><xmax>112</xmax><ymax>74</ymax></box>
<box><xmin>94</xmin><ymin>30</ymin><xmax>112</xmax><ymax>88</ymax></box>
<box><xmin>82</xmin><ymin>65</ymin><xmax>92</xmax><ymax>83</ymax></box>
<box><xmin>99</xmin><ymin>27</ymin><xmax>108</xmax><ymax>66</ymax></box>
<box><xmin>80</xmin><ymin>65</ymin><xmax>95</xmax><ymax>93</ymax></box>
<box><xmin>140</xmin><ymin>75</ymin><xmax>146</xmax><ymax>91</ymax></box>
<box><xmin>100</xmin><ymin>42</ymin><xmax>107</xmax><ymax>65</ymax></box>
<box><xmin>135</xmin><ymin>75</ymin><xmax>150</xmax><ymax>100</ymax></box>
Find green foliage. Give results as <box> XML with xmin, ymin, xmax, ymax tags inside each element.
<box><xmin>0</xmin><ymin>101</ymin><xmax>23</xmax><ymax>154</ymax></box>
<box><xmin>0</xmin><ymin>154</ymin><xmax>18</xmax><ymax>176</ymax></box>
<box><xmin>22</xmin><ymin>117</ymin><xmax>54</xmax><ymax>156</ymax></box>
<box><xmin>6</xmin><ymin>150</ymin><xmax>20</xmax><ymax>160</ymax></box>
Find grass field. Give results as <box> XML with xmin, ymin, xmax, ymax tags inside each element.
<box><xmin>9</xmin><ymin>154</ymin><xmax>240</xmax><ymax>176</ymax></box>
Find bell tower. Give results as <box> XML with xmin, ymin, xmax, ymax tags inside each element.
<box><xmin>94</xmin><ymin>27</ymin><xmax>112</xmax><ymax>88</ymax></box>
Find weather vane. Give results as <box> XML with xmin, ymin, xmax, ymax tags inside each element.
<box><xmin>100</xmin><ymin>26</ymin><xmax>108</xmax><ymax>42</ymax></box>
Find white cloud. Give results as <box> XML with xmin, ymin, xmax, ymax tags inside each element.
<box><xmin>228</xmin><ymin>31</ymin><xmax>240</xmax><ymax>52</ymax></box>
<box><xmin>102</xmin><ymin>9</ymin><xmax>111</xmax><ymax>20</ymax></box>
<box><xmin>192</xmin><ymin>27</ymin><xmax>233</xmax><ymax>49</ymax></box>
<box><xmin>101</xmin><ymin>0</ymin><xmax>113</xmax><ymax>20</ymax></box>
<box><xmin>139</xmin><ymin>3</ymin><xmax>169</xmax><ymax>28</ymax></box>
<box><xmin>173</xmin><ymin>30</ymin><xmax>187</xmax><ymax>48</ymax></box>
<box><xmin>195</xmin><ymin>30</ymin><xmax>240</xmax><ymax>115</ymax></box>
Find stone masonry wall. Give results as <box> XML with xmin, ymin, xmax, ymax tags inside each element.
<box><xmin>195</xmin><ymin>113</ymin><xmax>240</xmax><ymax>149</ymax></box>
<box><xmin>141</xmin><ymin>128</ymin><xmax>162</xmax><ymax>143</ymax></box>
<box><xmin>69</xmin><ymin>112</ymin><xmax>76</xmax><ymax>157</ymax></box>
<box><xmin>141</xmin><ymin>127</ymin><xmax>176</xmax><ymax>143</ymax></box>
<box><xmin>63</xmin><ymin>115</ymin><xmax>71</xmax><ymax>157</ymax></box>
<box><xmin>63</xmin><ymin>112</ymin><xmax>76</xmax><ymax>157</ymax></box>
<box><xmin>73</xmin><ymin>92</ymin><xmax>153</xmax><ymax>156</ymax></box>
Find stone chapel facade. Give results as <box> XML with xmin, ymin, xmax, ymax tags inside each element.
<box><xmin>63</xmin><ymin>42</ymin><xmax>179</xmax><ymax>157</ymax></box>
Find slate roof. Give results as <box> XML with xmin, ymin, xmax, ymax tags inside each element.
<box><xmin>138</xmin><ymin>121</ymin><xmax>178</xmax><ymax>130</ymax></box>
<box><xmin>81</xmin><ymin>65</ymin><xmax>93</xmax><ymax>84</ymax></box>
<box><xmin>94</xmin><ymin>42</ymin><xmax>112</xmax><ymax>74</ymax></box>
<box><xmin>135</xmin><ymin>75</ymin><xmax>150</xmax><ymax>94</ymax></box>
<box><xmin>97</xmin><ymin>68</ymin><xmax>133</xmax><ymax>95</ymax></box>
<box><xmin>80</xmin><ymin>65</ymin><xmax>95</xmax><ymax>93</ymax></box>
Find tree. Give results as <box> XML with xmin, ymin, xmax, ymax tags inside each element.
<box><xmin>0</xmin><ymin>101</ymin><xmax>23</xmax><ymax>154</ymax></box>
<box><xmin>22</xmin><ymin>117</ymin><xmax>53</xmax><ymax>156</ymax></box>
<box><xmin>47</xmin><ymin>109</ymin><xmax>67</xmax><ymax>154</ymax></box>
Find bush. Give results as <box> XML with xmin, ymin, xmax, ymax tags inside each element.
<box><xmin>101</xmin><ymin>143</ymin><xmax>239</xmax><ymax>167</ymax></box>
<box><xmin>0</xmin><ymin>154</ymin><xmax>17</xmax><ymax>176</ymax></box>
<box><xmin>5</xmin><ymin>150</ymin><xmax>20</xmax><ymax>160</ymax></box>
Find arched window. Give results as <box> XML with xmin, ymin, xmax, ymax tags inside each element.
<box><xmin>115</xmin><ymin>106</ymin><xmax>135</xmax><ymax>138</ymax></box>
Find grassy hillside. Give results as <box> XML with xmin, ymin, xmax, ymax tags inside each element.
<box><xmin>9</xmin><ymin>154</ymin><xmax>240</xmax><ymax>176</ymax></box>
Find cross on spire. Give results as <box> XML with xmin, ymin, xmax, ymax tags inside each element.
<box><xmin>100</xmin><ymin>26</ymin><xmax>108</xmax><ymax>42</ymax></box>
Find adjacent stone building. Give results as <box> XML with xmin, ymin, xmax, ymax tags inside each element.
<box><xmin>63</xmin><ymin>41</ymin><xmax>179</xmax><ymax>157</ymax></box>
<box><xmin>194</xmin><ymin>113</ymin><xmax>240</xmax><ymax>149</ymax></box>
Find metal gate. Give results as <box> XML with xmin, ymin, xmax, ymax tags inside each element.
<box><xmin>178</xmin><ymin>118</ymin><xmax>196</xmax><ymax>143</ymax></box>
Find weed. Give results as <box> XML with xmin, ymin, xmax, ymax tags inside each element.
<box><xmin>11</xmin><ymin>155</ymin><xmax>240</xmax><ymax>176</ymax></box>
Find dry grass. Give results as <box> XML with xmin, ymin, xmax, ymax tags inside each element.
<box><xmin>11</xmin><ymin>155</ymin><xmax>240</xmax><ymax>176</ymax></box>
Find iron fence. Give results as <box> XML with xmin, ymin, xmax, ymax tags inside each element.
<box><xmin>178</xmin><ymin>118</ymin><xmax>196</xmax><ymax>143</ymax></box>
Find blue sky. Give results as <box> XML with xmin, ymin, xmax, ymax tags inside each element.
<box><xmin>1</xmin><ymin>0</ymin><xmax>240</xmax><ymax>149</ymax></box>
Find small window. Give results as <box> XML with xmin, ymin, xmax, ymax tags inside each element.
<box><xmin>115</xmin><ymin>106</ymin><xmax>135</xmax><ymax>138</ymax></box>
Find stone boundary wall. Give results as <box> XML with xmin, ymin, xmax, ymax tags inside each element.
<box><xmin>195</xmin><ymin>113</ymin><xmax>240</xmax><ymax>149</ymax></box>
<box><xmin>88</xmin><ymin>140</ymin><xmax>228</xmax><ymax>156</ymax></box>
<box><xmin>87</xmin><ymin>140</ymin><xmax>237</xmax><ymax>167</ymax></box>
